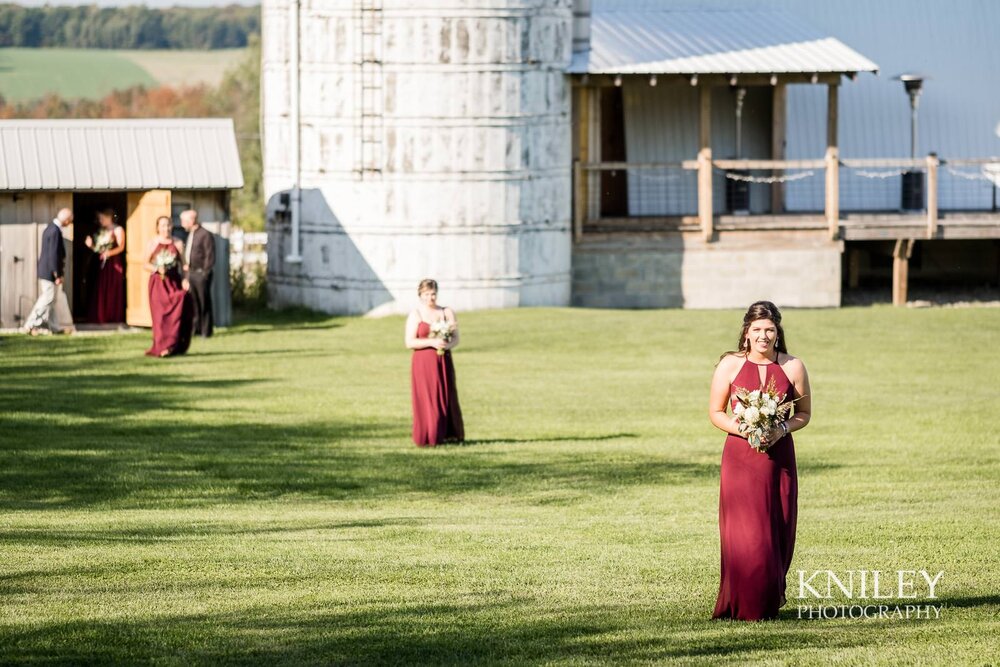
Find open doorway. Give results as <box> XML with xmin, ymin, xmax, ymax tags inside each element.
<box><xmin>600</xmin><ymin>87</ymin><xmax>628</xmax><ymax>217</ymax></box>
<box><xmin>72</xmin><ymin>192</ymin><xmax>128</xmax><ymax>322</ymax></box>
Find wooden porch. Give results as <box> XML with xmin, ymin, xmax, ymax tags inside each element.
<box><xmin>572</xmin><ymin>77</ymin><xmax>1000</xmax><ymax>304</ymax></box>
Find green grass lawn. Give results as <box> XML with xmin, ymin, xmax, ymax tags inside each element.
<box><xmin>0</xmin><ymin>48</ymin><xmax>245</xmax><ymax>102</ymax></box>
<box><xmin>0</xmin><ymin>307</ymin><xmax>998</xmax><ymax>664</ymax></box>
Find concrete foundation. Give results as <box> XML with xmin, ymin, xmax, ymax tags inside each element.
<box><xmin>573</xmin><ymin>231</ymin><xmax>843</xmax><ymax>309</ymax></box>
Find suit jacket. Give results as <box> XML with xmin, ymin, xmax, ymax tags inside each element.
<box><xmin>186</xmin><ymin>226</ymin><xmax>216</xmax><ymax>276</ymax></box>
<box><xmin>37</xmin><ymin>222</ymin><xmax>66</xmax><ymax>281</ymax></box>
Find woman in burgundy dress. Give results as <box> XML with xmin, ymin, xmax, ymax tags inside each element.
<box><xmin>85</xmin><ymin>208</ymin><xmax>126</xmax><ymax>323</ymax></box>
<box><xmin>708</xmin><ymin>301</ymin><xmax>812</xmax><ymax>621</ymax></box>
<box><xmin>405</xmin><ymin>278</ymin><xmax>464</xmax><ymax>446</ymax></box>
<box><xmin>144</xmin><ymin>216</ymin><xmax>192</xmax><ymax>357</ymax></box>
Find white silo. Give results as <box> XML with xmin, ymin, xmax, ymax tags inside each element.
<box><xmin>262</xmin><ymin>0</ymin><xmax>573</xmax><ymax>315</ymax></box>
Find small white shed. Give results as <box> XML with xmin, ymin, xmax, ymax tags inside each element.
<box><xmin>0</xmin><ymin>118</ymin><xmax>244</xmax><ymax>329</ymax></box>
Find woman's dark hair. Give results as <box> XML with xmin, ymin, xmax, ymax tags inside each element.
<box><xmin>97</xmin><ymin>208</ymin><xmax>118</xmax><ymax>224</ymax></box>
<box><xmin>155</xmin><ymin>215</ymin><xmax>171</xmax><ymax>227</ymax></box>
<box><xmin>719</xmin><ymin>300</ymin><xmax>788</xmax><ymax>362</ymax></box>
<box><xmin>418</xmin><ymin>278</ymin><xmax>438</xmax><ymax>294</ymax></box>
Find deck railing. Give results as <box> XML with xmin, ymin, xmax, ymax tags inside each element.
<box><xmin>574</xmin><ymin>155</ymin><xmax>1000</xmax><ymax>242</ymax></box>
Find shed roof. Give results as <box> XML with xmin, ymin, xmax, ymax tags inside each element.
<box><xmin>568</xmin><ymin>8</ymin><xmax>879</xmax><ymax>76</ymax></box>
<box><xmin>0</xmin><ymin>119</ymin><xmax>244</xmax><ymax>191</ymax></box>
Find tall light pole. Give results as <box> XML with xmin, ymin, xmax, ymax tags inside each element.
<box><xmin>895</xmin><ymin>73</ymin><xmax>927</xmax><ymax>211</ymax></box>
<box><xmin>727</xmin><ymin>86</ymin><xmax>750</xmax><ymax>214</ymax></box>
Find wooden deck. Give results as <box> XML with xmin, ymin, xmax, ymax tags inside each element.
<box><xmin>584</xmin><ymin>211</ymin><xmax>1000</xmax><ymax>239</ymax></box>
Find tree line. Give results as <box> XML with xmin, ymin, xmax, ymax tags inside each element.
<box><xmin>0</xmin><ymin>4</ymin><xmax>260</xmax><ymax>49</ymax></box>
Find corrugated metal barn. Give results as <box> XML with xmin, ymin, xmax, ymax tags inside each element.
<box><xmin>0</xmin><ymin>118</ymin><xmax>243</xmax><ymax>329</ymax></box>
<box><xmin>262</xmin><ymin>0</ymin><xmax>1000</xmax><ymax>312</ymax></box>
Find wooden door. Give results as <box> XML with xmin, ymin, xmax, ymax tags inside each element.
<box><xmin>0</xmin><ymin>195</ymin><xmax>39</xmax><ymax>329</ymax></box>
<box><xmin>126</xmin><ymin>190</ymin><xmax>170</xmax><ymax>327</ymax></box>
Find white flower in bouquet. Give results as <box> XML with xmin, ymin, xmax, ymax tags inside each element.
<box><xmin>91</xmin><ymin>230</ymin><xmax>114</xmax><ymax>253</ymax></box>
<box><xmin>732</xmin><ymin>376</ymin><xmax>800</xmax><ymax>453</ymax></box>
<box><xmin>153</xmin><ymin>249</ymin><xmax>177</xmax><ymax>279</ymax></box>
<box><xmin>429</xmin><ymin>320</ymin><xmax>455</xmax><ymax>356</ymax></box>
<box><xmin>91</xmin><ymin>230</ymin><xmax>114</xmax><ymax>266</ymax></box>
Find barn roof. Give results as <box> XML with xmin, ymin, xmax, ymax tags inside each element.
<box><xmin>0</xmin><ymin>119</ymin><xmax>244</xmax><ymax>191</ymax></box>
<box><xmin>568</xmin><ymin>8</ymin><xmax>879</xmax><ymax>76</ymax></box>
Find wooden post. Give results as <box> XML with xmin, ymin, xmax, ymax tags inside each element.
<box><xmin>825</xmin><ymin>83</ymin><xmax>839</xmax><ymax>240</ymax></box>
<box><xmin>698</xmin><ymin>84</ymin><xmax>713</xmax><ymax>242</ymax></box>
<box><xmin>926</xmin><ymin>153</ymin><xmax>939</xmax><ymax>238</ymax></box>
<box><xmin>892</xmin><ymin>239</ymin><xmax>914</xmax><ymax>306</ymax></box>
<box><xmin>573</xmin><ymin>160</ymin><xmax>584</xmax><ymax>243</ymax></box>
<box><xmin>771</xmin><ymin>83</ymin><xmax>787</xmax><ymax>214</ymax></box>
<box><xmin>575</xmin><ymin>85</ymin><xmax>591</xmax><ymax>239</ymax></box>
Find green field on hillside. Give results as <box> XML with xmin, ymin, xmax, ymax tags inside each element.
<box><xmin>0</xmin><ymin>48</ymin><xmax>246</xmax><ymax>102</ymax></box>
<box><xmin>0</xmin><ymin>307</ymin><xmax>998</xmax><ymax>664</ymax></box>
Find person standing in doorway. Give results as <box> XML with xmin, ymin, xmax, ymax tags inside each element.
<box><xmin>180</xmin><ymin>209</ymin><xmax>215</xmax><ymax>338</ymax></box>
<box><xmin>22</xmin><ymin>208</ymin><xmax>74</xmax><ymax>335</ymax></box>
<box><xmin>84</xmin><ymin>207</ymin><xmax>126</xmax><ymax>323</ymax></box>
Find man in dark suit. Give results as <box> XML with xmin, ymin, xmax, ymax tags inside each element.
<box><xmin>181</xmin><ymin>209</ymin><xmax>215</xmax><ymax>338</ymax></box>
<box><xmin>22</xmin><ymin>208</ymin><xmax>74</xmax><ymax>335</ymax></box>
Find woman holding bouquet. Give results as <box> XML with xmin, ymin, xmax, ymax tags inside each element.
<box><xmin>708</xmin><ymin>301</ymin><xmax>811</xmax><ymax>621</ymax></box>
<box><xmin>405</xmin><ymin>278</ymin><xmax>464</xmax><ymax>446</ymax></box>
<box><xmin>144</xmin><ymin>216</ymin><xmax>192</xmax><ymax>357</ymax></box>
<box><xmin>84</xmin><ymin>208</ymin><xmax>125</xmax><ymax>323</ymax></box>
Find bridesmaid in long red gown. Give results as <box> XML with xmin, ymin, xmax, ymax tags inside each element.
<box><xmin>406</xmin><ymin>278</ymin><xmax>464</xmax><ymax>446</ymax></box>
<box><xmin>144</xmin><ymin>216</ymin><xmax>192</xmax><ymax>357</ymax></box>
<box><xmin>708</xmin><ymin>301</ymin><xmax>812</xmax><ymax>621</ymax></box>
<box><xmin>85</xmin><ymin>208</ymin><xmax>125</xmax><ymax>323</ymax></box>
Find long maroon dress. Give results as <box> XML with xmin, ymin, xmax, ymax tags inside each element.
<box><xmin>145</xmin><ymin>242</ymin><xmax>192</xmax><ymax>357</ymax></box>
<box><xmin>713</xmin><ymin>357</ymin><xmax>798</xmax><ymax>621</ymax></box>
<box><xmin>89</xmin><ymin>227</ymin><xmax>125</xmax><ymax>323</ymax></box>
<box><xmin>411</xmin><ymin>320</ymin><xmax>464</xmax><ymax>446</ymax></box>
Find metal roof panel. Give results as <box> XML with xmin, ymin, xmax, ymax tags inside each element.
<box><xmin>0</xmin><ymin>119</ymin><xmax>244</xmax><ymax>191</ymax></box>
<box><xmin>569</xmin><ymin>8</ymin><xmax>879</xmax><ymax>75</ymax></box>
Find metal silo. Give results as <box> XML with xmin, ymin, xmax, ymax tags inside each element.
<box><xmin>263</xmin><ymin>0</ymin><xmax>573</xmax><ymax>314</ymax></box>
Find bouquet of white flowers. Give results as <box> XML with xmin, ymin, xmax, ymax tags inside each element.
<box><xmin>91</xmin><ymin>230</ymin><xmax>114</xmax><ymax>253</ymax></box>
<box><xmin>732</xmin><ymin>376</ymin><xmax>797</xmax><ymax>452</ymax></box>
<box><xmin>429</xmin><ymin>320</ymin><xmax>455</xmax><ymax>356</ymax></box>
<box><xmin>153</xmin><ymin>249</ymin><xmax>177</xmax><ymax>279</ymax></box>
<box><xmin>91</xmin><ymin>230</ymin><xmax>114</xmax><ymax>266</ymax></box>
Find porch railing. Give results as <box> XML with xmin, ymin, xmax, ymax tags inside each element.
<box><xmin>574</xmin><ymin>155</ymin><xmax>1000</xmax><ymax>242</ymax></box>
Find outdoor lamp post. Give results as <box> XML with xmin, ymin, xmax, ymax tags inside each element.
<box><xmin>726</xmin><ymin>86</ymin><xmax>750</xmax><ymax>214</ymax></box>
<box><xmin>895</xmin><ymin>73</ymin><xmax>927</xmax><ymax>211</ymax></box>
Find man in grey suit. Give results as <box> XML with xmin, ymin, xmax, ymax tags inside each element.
<box><xmin>22</xmin><ymin>208</ymin><xmax>74</xmax><ymax>335</ymax></box>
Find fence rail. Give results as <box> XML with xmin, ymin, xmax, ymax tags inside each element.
<box><xmin>230</xmin><ymin>230</ymin><xmax>268</xmax><ymax>267</ymax></box>
<box><xmin>574</xmin><ymin>155</ymin><xmax>1000</xmax><ymax>241</ymax></box>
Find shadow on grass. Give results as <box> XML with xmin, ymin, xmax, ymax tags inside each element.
<box><xmin>939</xmin><ymin>594</ymin><xmax>1000</xmax><ymax>609</ymax></box>
<box><xmin>185</xmin><ymin>348</ymin><xmax>329</xmax><ymax>357</ymax></box>
<box><xmin>0</xmin><ymin>601</ymin><xmax>884</xmax><ymax>665</ymax></box>
<box><xmin>457</xmin><ymin>433</ymin><xmax>638</xmax><ymax>446</ymax></box>
<box><xmin>0</xmin><ymin>352</ymin><xmax>717</xmax><ymax>510</ymax></box>
<box><xmin>227</xmin><ymin>306</ymin><xmax>344</xmax><ymax>334</ymax></box>
<box><xmin>0</xmin><ymin>416</ymin><xmax>718</xmax><ymax>510</ymax></box>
